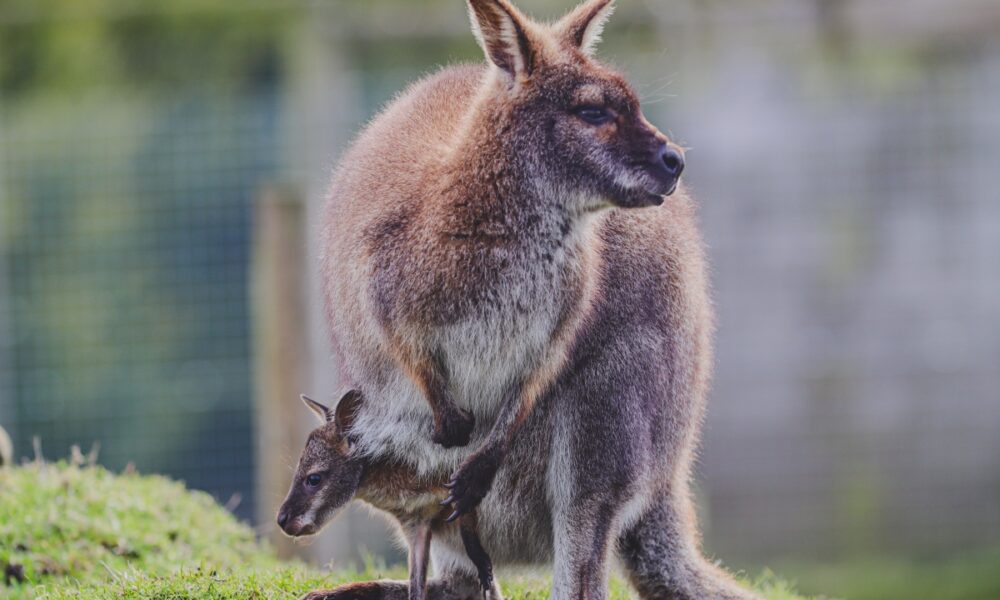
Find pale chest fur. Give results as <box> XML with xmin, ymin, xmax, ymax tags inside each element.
<box><xmin>431</xmin><ymin>247</ymin><xmax>580</xmax><ymax>413</ymax></box>
<box><xmin>350</xmin><ymin>214</ymin><xmax>599</xmax><ymax>473</ymax></box>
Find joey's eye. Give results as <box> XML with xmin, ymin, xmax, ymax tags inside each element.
<box><xmin>574</xmin><ymin>106</ymin><xmax>614</xmax><ymax>125</ymax></box>
<box><xmin>305</xmin><ymin>473</ymin><xmax>322</xmax><ymax>488</ymax></box>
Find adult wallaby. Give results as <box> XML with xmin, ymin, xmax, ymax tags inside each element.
<box><xmin>277</xmin><ymin>391</ymin><xmax>496</xmax><ymax>600</ymax></box>
<box><xmin>320</xmin><ymin>0</ymin><xmax>758</xmax><ymax>598</ymax></box>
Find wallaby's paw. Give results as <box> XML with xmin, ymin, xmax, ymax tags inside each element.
<box><xmin>432</xmin><ymin>407</ymin><xmax>475</xmax><ymax>448</ymax></box>
<box><xmin>441</xmin><ymin>444</ymin><xmax>503</xmax><ymax>520</ymax></box>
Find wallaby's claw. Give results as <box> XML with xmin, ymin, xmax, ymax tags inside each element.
<box><xmin>432</xmin><ymin>407</ymin><xmax>475</xmax><ymax>448</ymax></box>
<box><xmin>441</xmin><ymin>445</ymin><xmax>503</xmax><ymax>519</ymax></box>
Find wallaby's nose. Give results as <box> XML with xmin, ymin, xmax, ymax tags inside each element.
<box><xmin>277</xmin><ymin>510</ymin><xmax>290</xmax><ymax>528</ymax></box>
<box><xmin>659</xmin><ymin>146</ymin><xmax>685</xmax><ymax>178</ymax></box>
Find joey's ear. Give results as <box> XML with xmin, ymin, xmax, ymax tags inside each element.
<box><xmin>556</xmin><ymin>0</ymin><xmax>615</xmax><ymax>56</ymax></box>
<box><xmin>301</xmin><ymin>395</ymin><xmax>332</xmax><ymax>425</ymax></box>
<box><xmin>333</xmin><ymin>389</ymin><xmax>363</xmax><ymax>435</ymax></box>
<box><xmin>467</xmin><ymin>0</ymin><xmax>537</xmax><ymax>80</ymax></box>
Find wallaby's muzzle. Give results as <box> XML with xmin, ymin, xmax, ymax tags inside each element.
<box><xmin>646</xmin><ymin>144</ymin><xmax>685</xmax><ymax>199</ymax></box>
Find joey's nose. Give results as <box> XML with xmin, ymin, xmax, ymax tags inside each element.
<box><xmin>277</xmin><ymin>510</ymin><xmax>289</xmax><ymax>528</ymax></box>
<box><xmin>659</xmin><ymin>146</ymin><xmax>685</xmax><ymax>178</ymax></box>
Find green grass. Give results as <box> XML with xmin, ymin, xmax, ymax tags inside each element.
<box><xmin>1</xmin><ymin>458</ymin><xmax>805</xmax><ymax>599</ymax></box>
<box><xmin>31</xmin><ymin>568</ymin><xmax>807</xmax><ymax>600</ymax></box>
<box><xmin>781</xmin><ymin>550</ymin><xmax>1000</xmax><ymax>600</ymax></box>
<box><xmin>8</xmin><ymin>458</ymin><xmax>998</xmax><ymax>600</ymax></box>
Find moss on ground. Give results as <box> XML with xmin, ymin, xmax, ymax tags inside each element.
<box><xmin>1</xmin><ymin>460</ymin><xmax>804</xmax><ymax>599</ymax></box>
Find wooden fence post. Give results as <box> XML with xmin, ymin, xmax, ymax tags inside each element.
<box><xmin>252</xmin><ymin>185</ymin><xmax>309</xmax><ymax>559</ymax></box>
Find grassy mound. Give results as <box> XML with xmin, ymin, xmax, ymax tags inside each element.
<box><xmin>1</xmin><ymin>459</ymin><xmax>805</xmax><ymax>599</ymax></box>
<box><xmin>0</xmin><ymin>457</ymin><xmax>290</xmax><ymax>598</ymax></box>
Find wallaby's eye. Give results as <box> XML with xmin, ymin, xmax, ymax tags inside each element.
<box><xmin>574</xmin><ymin>106</ymin><xmax>614</xmax><ymax>125</ymax></box>
<box><xmin>305</xmin><ymin>473</ymin><xmax>322</xmax><ymax>488</ymax></box>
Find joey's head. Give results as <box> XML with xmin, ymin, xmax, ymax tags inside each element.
<box><xmin>276</xmin><ymin>390</ymin><xmax>365</xmax><ymax>537</ymax></box>
<box><xmin>467</xmin><ymin>0</ymin><xmax>685</xmax><ymax>211</ymax></box>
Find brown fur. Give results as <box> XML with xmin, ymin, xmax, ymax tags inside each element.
<box><xmin>323</xmin><ymin>0</ymin><xmax>682</xmax><ymax>519</ymax></box>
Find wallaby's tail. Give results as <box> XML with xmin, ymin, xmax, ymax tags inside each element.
<box><xmin>617</xmin><ymin>489</ymin><xmax>762</xmax><ymax>600</ymax></box>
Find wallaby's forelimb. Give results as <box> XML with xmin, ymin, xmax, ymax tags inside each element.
<box><xmin>443</xmin><ymin>303</ymin><xmax>587</xmax><ymax>519</ymax></box>
<box><xmin>442</xmin><ymin>387</ymin><xmax>539</xmax><ymax>518</ymax></box>
<box><xmin>400</xmin><ymin>349</ymin><xmax>475</xmax><ymax>449</ymax></box>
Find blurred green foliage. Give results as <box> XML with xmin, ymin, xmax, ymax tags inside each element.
<box><xmin>0</xmin><ymin>0</ymin><xmax>299</xmax><ymax>516</ymax></box>
<box><xmin>784</xmin><ymin>551</ymin><xmax>1000</xmax><ymax>600</ymax></box>
<box><xmin>0</xmin><ymin>0</ymin><xmax>296</xmax><ymax>97</ymax></box>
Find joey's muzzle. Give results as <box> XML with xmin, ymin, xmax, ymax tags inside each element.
<box><xmin>276</xmin><ymin>506</ymin><xmax>319</xmax><ymax>537</ymax></box>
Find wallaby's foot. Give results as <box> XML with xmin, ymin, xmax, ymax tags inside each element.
<box><xmin>441</xmin><ymin>444</ymin><xmax>503</xmax><ymax>520</ymax></box>
<box><xmin>300</xmin><ymin>582</ymin><xmax>396</xmax><ymax>600</ymax></box>
<box><xmin>432</xmin><ymin>407</ymin><xmax>475</xmax><ymax>448</ymax></box>
<box><xmin>302</xmin><ymin>577</ymin><xmax>497</xmax><ymax>600</ymax></box>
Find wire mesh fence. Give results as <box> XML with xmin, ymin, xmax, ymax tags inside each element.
<box><xmin>0</xmin><ymin>90</ymin><xmax>284</xmax><ymax>522</ymax></box>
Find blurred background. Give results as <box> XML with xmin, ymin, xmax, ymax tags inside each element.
<box><xmin>2</xmin><ymin>1</ymin><xmax>999</xmax><ymax>598</ymax></box>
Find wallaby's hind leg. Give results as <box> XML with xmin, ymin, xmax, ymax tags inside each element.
<box><xmin>616</xmin><ymin>492</ymin><xmax>760</xmax><ymax>600</ymax></box>
<box><xmin>300</xmin><ymin>574</ymin><xmax>493</xmax><ymax>600</ymax></box>
<box><xmin>301</xmin><ymin>581</ymin><xmax>408</xmax><ymax>600</ymax></box>
<box><xmin>430</xmin><ymin>537</ymin><xmax>503</xmax><ymax>600</ymax></box>
<box><xmin>408</xmin><ymin>523</ymin><xmax>433</xmax><ymax>600</ymax></box>
<box><xmin>550</xmin><ymin>500</ymin><xmax>620</xmax><ymax>600</ymax></box>
<box><xmin>457</xmin><ymin>512</ymin><xmax>494</xmax><ymax>592</ymax></box>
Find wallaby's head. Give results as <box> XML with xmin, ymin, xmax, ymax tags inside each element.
<box><xmin>277</xmin><ymin>390</ymin><xmax>365</xmax><ymax>537</ymax></box>
<box><xmin>465</xmin><ymin>0</ymin><xmax>685</xmax><ymax>211</ymax></box>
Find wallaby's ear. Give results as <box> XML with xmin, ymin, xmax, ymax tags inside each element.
<box><xmin>301</xmin><ymin>394</ymin><xmax>332</xmax><ymax>425</ymax></box>
<box><xmin>556</xmin><ymin>0</ymin><xmax>615</xmax><ymax>56</ymax></box>
<box><xmin>333</xmin><ymin>389</ymin><xmax>363</xmax><ymax>435</ymax></box>
<box><xmin>467</xmin><ymin>0</ymin><xmax>536</xmax><ymax>80</ymax></box>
